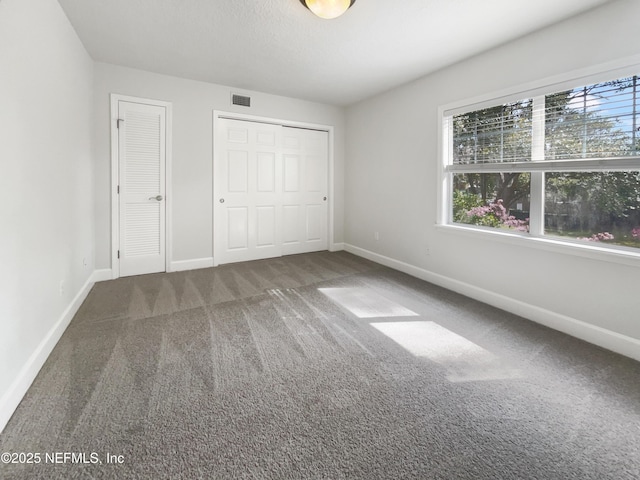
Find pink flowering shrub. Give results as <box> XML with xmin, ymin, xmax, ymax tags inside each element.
<box><xmin>632</xmin><ymin>227</ymin><xmax>640</xmax><ymax>239</ymax></box>
<box><xmin>577</xmin><ymin>232</ymin><xmax>615</xmax><ymax>242</ymax></box>
<box><xmin>465</xmin><ymin>199</ymin><xmax>529</xmax><ymax>232</ymax></box>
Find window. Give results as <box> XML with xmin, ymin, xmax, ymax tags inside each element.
<box><xmin>442</xmin><ymin>73</ymin><xmax>640</xmax><ymax>252</ymax></box>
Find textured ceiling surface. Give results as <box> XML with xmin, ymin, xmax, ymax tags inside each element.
<box><xmin>57</xmin><ymin>0</ymin><xmax>613</xmax><ymax>106</ymax></box>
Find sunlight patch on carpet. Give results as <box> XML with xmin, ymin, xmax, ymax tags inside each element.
<box><xmin>371</xmin><ymin>321</ymin><xmax>521</xmax><ymax>382</ymax></box>
<box><xmin>318</xmin><ymin>287</ymin><xmax>419</xmax><ymax>319</ymax></box>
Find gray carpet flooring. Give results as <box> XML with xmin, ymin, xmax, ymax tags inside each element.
<box><xmin>1</xmin><ymin>251</ymin><xmax>639</xmax><ymax>479</ymax></box>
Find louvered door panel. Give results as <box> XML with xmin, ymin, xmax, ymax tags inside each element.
<box><xmin>124</xmin><ymin>204</ymin><xmax>161</xmax><ymax>256</ymax></box>
<box><xmin>124</xmin><ymin>111</ymin><xmax>161</xmax><ymax>194</ymax></box>
<box><xmin>119</xmin><ymin>101</ymin><xmax>166</xmax><ymax>277</ymax></box>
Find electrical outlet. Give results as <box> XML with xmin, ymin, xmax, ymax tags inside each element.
<box><xmin>59</xmin><ymin>280</ymin><xmax>65</xmax><ymax>296</ymax></box>
<box><xmin>374</xmin><ymin>231</ymin><xmax>380</xmax><ymax>241</ymax></box>
<box><xmin>83</xmin><ymin>257</ymin><xmax>87</xmax><ymax>268</ymax></box>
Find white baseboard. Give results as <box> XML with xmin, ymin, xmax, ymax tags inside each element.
<box><xmin>170</xmin><ymin>257</ymin><xmax>214</xmax><ymax>272</ymax></box>
<box><xmin>91</xmin><ymin>269</ymin><xmax>113</xmax><ymax>282</ymax></box>
<box><xmin>0</xmin><ymin>275</ymin><xmax>95</xmax><ymax>433</ymax></box>
<box><xmin>344</xmin><ymin>243</ymin><xmax>640</xmax><ymax>362</ymax></box>
<box><xmin>330</xmin><ymin>242</ymin><xmax>345</xmax><ymax>252</ymax></box>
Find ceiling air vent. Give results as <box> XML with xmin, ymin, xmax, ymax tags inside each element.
<box><xmin>231</xmin><ymin>94</ymin><xmax>251</xmax><ymax>107</ymax></box>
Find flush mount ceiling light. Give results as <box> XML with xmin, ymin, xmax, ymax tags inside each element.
<box><xmin>300</xmin><ymin>0</ymin><xmax>356</xmax><ymax>19</ymax></box>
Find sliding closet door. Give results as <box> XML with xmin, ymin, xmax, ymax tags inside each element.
<box><xmin>281</xmin><ymin>127</ymin><xmax>329</xmax><ymax>255</ymax></box>
<box><xmin>214</xmin><ymin>118</ymin><xmax>329</xmax><ymax>265</ymax></box>
<box><xmin>214</xmin><ymin>118</ymin><xmax>282</xmax><ymax>264</ymax></box>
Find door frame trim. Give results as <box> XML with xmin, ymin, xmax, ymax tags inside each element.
<box><xmin>110</xmin><ymin>94</ymin><xmax>173</xmax><ymax>279</ymax></box>
<box><xmin>212</xmin><ymin>110</ymin><xmax>335</xmax><ymax>266</ymax></box>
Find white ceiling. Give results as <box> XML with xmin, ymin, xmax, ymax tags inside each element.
<box><xmin>58</xmin><ymin>0</ymin><xmax>614</xmax><ymax>106</ymax></box>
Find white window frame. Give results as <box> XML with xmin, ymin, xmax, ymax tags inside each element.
<box><xmin>437</xmin><ymin>57</ymin><xmax>640</xmax><ymax>267</ymax></box>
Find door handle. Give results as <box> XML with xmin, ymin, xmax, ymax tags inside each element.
<box><xmin>149</xmin><ymin>195</ymin><xmax>163</xmax><ymax>201</ymax></box>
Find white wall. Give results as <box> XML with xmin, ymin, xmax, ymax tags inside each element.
<box><xmin>0</xmin><ymin>0</ymin><xmax>94</xmax><ymax>429</ymax></box>
<box><xmin>92</xmin><ymin>63</ymin><xmax>346</xmax><ymax>271</ymax></box>
<box><xmin>345</xmin><ymin>0</ymin><xmax>640</xmax><ymax>356</ymax></box>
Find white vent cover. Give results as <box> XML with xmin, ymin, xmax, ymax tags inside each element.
<box><xmin>231</xmin><ymin>94</ymin><xmax>251</xmax><ymax>107</ymax></box>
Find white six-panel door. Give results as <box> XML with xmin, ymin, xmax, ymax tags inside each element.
<box><xmin>214</xmin><ymin>119</ymin><xmax>282</xmax><ymax>264</ymax></box>
<box><xmin>214</xmin><ymin>118</ymin><xmax>328</xmax><ymax>265</ymax></box>
<box><xmin>281</xmin><ymin>126</ymin><xmax>329</xmax><ymax>256</ymax></box>
<box><xmin>118</xmin><ymin>101</ymin><xmax>167</xmax><ymax>277</ymax></box>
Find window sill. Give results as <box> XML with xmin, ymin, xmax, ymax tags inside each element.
<box><xmin>435</xmin><ymin>223</ymin><xmax>640</xmax><ymax>268</ymax></box>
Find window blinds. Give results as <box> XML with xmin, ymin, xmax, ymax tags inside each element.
<box><xmin>545</xmin><ymin>76</ymin><xmax>639</xmax><ymax>160</ymax></box>
<box><xmin>452</xmin><ymin>101</ymin><xmax>533</xmax><ymax>165</ymax></box>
